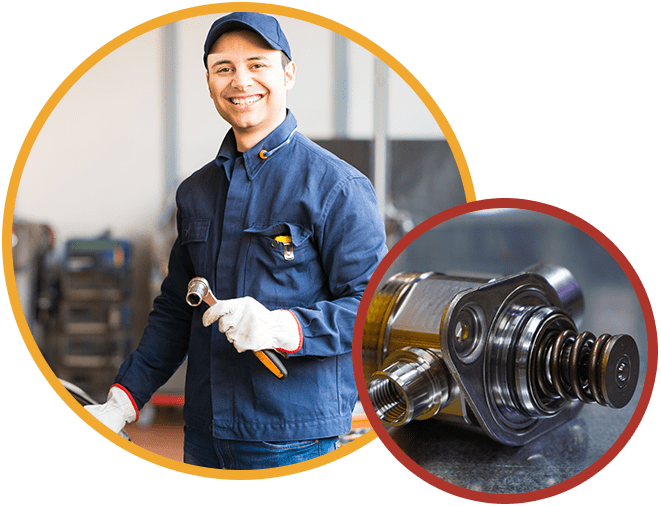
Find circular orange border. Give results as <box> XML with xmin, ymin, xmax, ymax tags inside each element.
<box><xmin>2</xmin><ymin>3</ymin><xmax>474</xmax><ymax>480</ymax></box>
<box><xmin>352</xmin><ymin>198</ymin><xmax>657</xmax><ymax>503</ymax></box>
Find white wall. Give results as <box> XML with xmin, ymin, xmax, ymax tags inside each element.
<box><xmin>14</xmin><ymin>12</ymin><xmax>446</xmax><ymax>242</ymax></box>
<box><xmin>16</xmin><ymin>28</ymin><xmax>165</xmax><ymax>241</ymax></box>
<box><xmin>346</xmin><ymin>37</ymin><xmax>443</xmax><ymax>139</ymax></box>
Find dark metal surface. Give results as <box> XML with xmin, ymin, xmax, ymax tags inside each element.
<box><xmin>383</xmin><ymin>328</ymin><xmax>646</xmax><ymax>495</ymax></box>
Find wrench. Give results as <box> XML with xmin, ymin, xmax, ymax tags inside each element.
<box><xmin>186</xmin><ymin>277</ymin><xmax>288</xmax><ymax>379</ymax></box>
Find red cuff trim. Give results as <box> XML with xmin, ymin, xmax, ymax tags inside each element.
<box><xmin>111</xmin><ymin>383</ymin><xmax>140</xmax><ymax>422</ymax></box>
<box><xmin>276</xmin><ymin>310</ymin><xmax>303</xmax><ymax>354</ymax></box>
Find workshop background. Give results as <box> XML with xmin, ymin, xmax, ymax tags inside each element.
<box><xmin>5</xmin><ymin>1</ymin><xmax>659</xmax><ymax>505</ymax></box>
<box><xmin>11</xmin><ymin>14</ymin><xmax>465</xmax><ymax>460</ymax></box>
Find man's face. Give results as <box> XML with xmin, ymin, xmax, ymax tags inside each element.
<box><xmin>206</xmin><ymin>30</ymin><xmax>295</xmax><ymax>147</ymax></box>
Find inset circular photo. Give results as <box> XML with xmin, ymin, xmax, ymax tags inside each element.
<box><xmin>354</xmin><ymin>198</ymin><xmax>655</xmax><ymax>502</ymax></box>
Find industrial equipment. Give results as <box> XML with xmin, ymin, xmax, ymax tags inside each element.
<box><xmin>362</xmin><ymin>263</ymin><xmax>639</xmax><ymax>446</ymax></box>
<box><xmin>12</xmin><ymin>220</ymin><xmax>56</xmax><ymax>349</ymax></box>
<box><xmin>55</xmin><ymin>237</ymin><xmax>133</xmax><ymax>398</ymax></box>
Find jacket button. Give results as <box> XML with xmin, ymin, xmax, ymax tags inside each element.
<box><xmin>270</xmin><ymin>240</ymin><xmax>278</xmax><ymax>248</ymax></box>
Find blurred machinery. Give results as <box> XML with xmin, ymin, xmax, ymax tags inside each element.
<box><xmin>53</xmin><ymin>236</ymin><xmax>133</xmax><ymax>398</ymax></box>
<box><xmin>13</xmin><ymin>222</ymin><xmax>134</xmax><ymax>399</ymax></box>
<box><xmin>12</xmin><ymin>220</ymin><xmax>56</xmax><ymax>349</ymax></box>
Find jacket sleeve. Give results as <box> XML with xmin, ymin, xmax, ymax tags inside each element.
<box><xmin>287</xmin><ymin>176</ymin><xmax>388</xmax><ymax>358</ymax></box>
<box><xmin>112</xmin><ymin>208</ymin><xmax>195</xmax><ymax>410</ymax></box>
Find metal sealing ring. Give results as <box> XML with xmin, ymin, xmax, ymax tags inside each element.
<box><xmin>515</xmin><ymin>306</ymin><xmax>576</xmax><ymax>418</ymax></box>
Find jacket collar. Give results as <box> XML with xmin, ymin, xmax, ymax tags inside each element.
<box><xmin>215</xmin><ymin>110</ymin><xmax>298</xmax><ymax>181</ymax></box>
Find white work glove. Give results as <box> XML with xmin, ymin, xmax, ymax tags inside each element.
<box><xmin>202</xmin><ymin>296</ymin><xmax>302</xmax><ymax>354</ymax></box>
<box><xmin>84</xmin><ymin>385</ymin><xmax>138</xmax><ymax>433</ymax></box>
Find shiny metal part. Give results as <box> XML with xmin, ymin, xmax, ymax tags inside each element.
<box><xmin>363</xmin><ymin>264</ymin><xmax>639</xmax><ymax>445</ymax></box>
<box><xmin>186</xmin><ymin>277</ymin><xmax>218</xmax><ymax>307</ymax></box>
<box><xmin>368</xmin><ymin>347</ymin><xmax>459</xmax><ymax>426</ymax></box>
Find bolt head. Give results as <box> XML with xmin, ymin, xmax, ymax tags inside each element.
<box><xmin>455</xmin><ymin>320</ymin><xmax>470</xmax><ymax>342</ymax></box>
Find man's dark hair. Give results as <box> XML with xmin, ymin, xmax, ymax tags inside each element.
<box><xmin>281</xmin><ymin>51</ymin><xmax>291</xmax><ymax>71</ymax></box>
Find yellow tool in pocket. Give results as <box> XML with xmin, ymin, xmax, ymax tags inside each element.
<box><xmin>274</xmin><ymin>235</ymin><xmax>294</xmax><ymax>261</ymax></box>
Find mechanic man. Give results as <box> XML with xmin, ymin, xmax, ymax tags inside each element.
<box><xmin>86</xmin><ymin>12</ymin><xmax>388</xmax><ymax>469</ymax></box>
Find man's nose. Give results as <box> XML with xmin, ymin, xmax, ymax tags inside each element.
<box><xmin>232</xmin><ymin>68</ymin><xmax>253</xmax><ymax>90</ymax></box>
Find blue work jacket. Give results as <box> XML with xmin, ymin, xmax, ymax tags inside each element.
<box><xmin>114</xmin><ymin>112</ymin><xmax>388</xmax><ymax>441</ymax></box>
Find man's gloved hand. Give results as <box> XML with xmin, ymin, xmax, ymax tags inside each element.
<box><xmin>202</xmin><ymin>296</ymin><xmax>302</xmax><ymax>354</ymax></box>
<box><xmin>84</xmin><ymin>385</ymin><xmax>139</xmax><ymax>433</ymax></box>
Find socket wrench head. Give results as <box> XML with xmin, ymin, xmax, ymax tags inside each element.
<box><xmin>186</xmin><ymin>277</ymin><xmax>211</xmax><ymax>307</ymax></box>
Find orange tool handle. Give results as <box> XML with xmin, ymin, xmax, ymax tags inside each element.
<box><xmin>254</xmin><ymin>349</ymin><xmax>288</xmax><ymax>379</ymax></box>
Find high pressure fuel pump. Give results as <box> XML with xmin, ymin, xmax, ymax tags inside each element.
<box><xmin>362</xmin><ymin>264</ymin><xmax>639</xmax><ymax>446</ymax></box>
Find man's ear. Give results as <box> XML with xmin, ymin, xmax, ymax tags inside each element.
<box><xmin>284</xmin><ymin>61</ymin><xmax>296</xmax><ymax>91</ymax></box>
<box><xmin>206</xmin><ymin>72</ymin><xmax>211</xmax><ymax>95</ymax></box>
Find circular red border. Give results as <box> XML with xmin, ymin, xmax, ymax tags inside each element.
<box><xmin>352</xmin><ymin>198</ymin><xmax>657</xmax><ymax>503</ymax></box>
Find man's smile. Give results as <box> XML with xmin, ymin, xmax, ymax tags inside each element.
<box><xmin>228</xmin><ymin>94</ymin><xmax>264</xmax><ymax>107</ymax></box>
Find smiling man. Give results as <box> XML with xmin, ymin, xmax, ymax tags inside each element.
<box><xmin>86</xmin><ymin>12</ymin><xmax>388</xmax><ymax>470</ymax></box>
<box><xmin>206</xmin><ymin>29</ymin><xmax>295</xmax><ymax>151</ymax></box>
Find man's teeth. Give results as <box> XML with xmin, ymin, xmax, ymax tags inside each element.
<box><xmin>231</xmin><ymin>96</ymin><xmax>261</xmax><ymax>106</ymax></box>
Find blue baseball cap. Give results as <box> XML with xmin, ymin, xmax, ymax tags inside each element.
<box><xmin>204</xmin><ymin>12</ymin><xmax>292</xmax><ymax>69</ymax></box>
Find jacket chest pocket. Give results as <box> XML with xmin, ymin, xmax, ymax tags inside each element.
<box><xmin>181</xmin><ymin>218</ymin><xmax>211</xmax><ymax>276</ymax></box>
<box><xmin>243</xmin><ymin>222</ymin><xmax>323</xmax><ymax>308</ymax></box>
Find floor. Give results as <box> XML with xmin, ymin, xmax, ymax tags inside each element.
<box><xmin>124</xmin><ymin>406</ymin><xmax>185</xmax><ymax>462</ymax></box>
